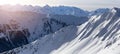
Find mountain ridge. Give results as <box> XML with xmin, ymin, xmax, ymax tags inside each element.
<box><xmin>0</xmin><ymin>7</ymin><xmax>88</xmax><ymax>53</ymax></box>
<box><xmin>2</xmin><ymin>7</ymin><xmax>120</xmax><ymax>54</ymax></box>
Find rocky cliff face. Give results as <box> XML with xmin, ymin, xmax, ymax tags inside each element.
<box><xmin>0</xmin><ymin>20</ymin><xmax>30</xmax><ymax>52</ymax></box>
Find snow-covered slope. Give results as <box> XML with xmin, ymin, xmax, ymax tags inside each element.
<box><xmin>0</xmin><ymin>8</ymin><xmax>88</xmax><ymax>53</ymax></box>
<box><xmin>3</xmin><ymin>8</ymin><xmax>120</xmax><ymax>54</ymax></box>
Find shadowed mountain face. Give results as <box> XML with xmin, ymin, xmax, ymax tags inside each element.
<box><xmin>2</xmin><ymin>8</ymin><xmax>120</xmax><ymax>54</ymax></box>
<box><xmin>0</xmin><ymin>20</ymin><xmax>30</xmax><ymax>52</ymax></box>
<box><xmin>0</xmin><ymin>7</ymin><xmax>88</xmax><ymax>53</ymax></box>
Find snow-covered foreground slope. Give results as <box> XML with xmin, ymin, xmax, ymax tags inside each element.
<box><xmin>3</xmin><ymin>8</ymin><xmax>120</xmax><ymax>54</ymax></box>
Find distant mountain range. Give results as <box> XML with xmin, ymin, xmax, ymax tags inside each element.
<box><xmin>0</xmin><ymin>5</ymin><xmax>89</xmax><ymax>17</ymax></box>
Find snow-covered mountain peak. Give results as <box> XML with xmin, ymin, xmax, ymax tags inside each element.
<box><xmin>112</xmin><ymin>7</ymin><xmax>120</xmax><ymax>16</ymax></box>
<box><xmin>43</xmin><ymin>5</ymin><xmax>50</xmax><ymax>8</ymax></box>
<box><xmin>0</xmin><ymin>4</ymin><xmax>120</xmax><ymax>54</ymax></box>
<box><xmin>42</xmin><ymin>5</ymin><xmax>89</xmax><ymax>17</ymax></box>
<box><xmin>113</xmin><ymin>7</ymin><xmax>120</xmax><ymax>11</ymax></box>
<box><xmin>111</xmin><ymin>8</ymin><xmax>117</xmax><ymax>13</ymax></box>
<box><xmin>3</xmin><ymin>7</ymin><xmax>120</xmax><ymax>54</ymax></box>
<box><xmin>89</xmin><ymin>8</ymin><xmax>110</xmax><ymax>16</ymax></box>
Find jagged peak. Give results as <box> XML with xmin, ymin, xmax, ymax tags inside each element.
<box><xmin>113</xmin><ymin>7</ymin><xmax>120</xmax><ymax>11</ymax></box>
<box><xmin>111</xmin><ymin>7</ymin><xmax>120</xmax><ymax>13</ymax></box>
<box><xmin>43</xmin><ymin>4</ymin><xmax>50</xmax><ymax>8</ymax></box>
<box><xmin>111</xmin><ymin>7</ymin><xmax>120</xmax><ymax>17</ymax></box>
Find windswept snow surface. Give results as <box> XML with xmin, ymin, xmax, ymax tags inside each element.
<box><xmin>2</xmin><ymin>8</ymin><xmax>120</xmax><ymax>54</ymax></box>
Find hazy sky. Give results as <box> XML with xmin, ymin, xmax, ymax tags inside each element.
<box><xmin>0</xmin><ymin>0</ymin><xmax>120</xmax><ymax>11</ymax></box>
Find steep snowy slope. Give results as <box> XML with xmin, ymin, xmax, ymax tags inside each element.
<box><xmin>3</xmin><ymin>8</ymin><xmax>120</xmax><ymax>54</ymax></box>
<box><xmin>0</xmin><ymin>9</ymin><xmax>88</xmax><ymax>53</ymax></box>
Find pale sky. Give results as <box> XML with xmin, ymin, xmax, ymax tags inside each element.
<box><xmin>0</xmin><ymin>0</ymin><xmax>120</xmax><ymax>11</ymax></box>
